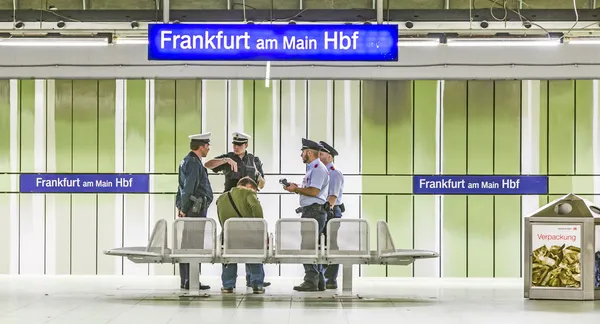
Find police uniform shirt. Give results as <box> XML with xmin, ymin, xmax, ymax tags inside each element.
<box><xmin>325</xmin><ymin>162</ymin><xmax>344</xmax><ymax>206</ymax></box>
<box><xmin>212</xmin><ymin>152</ymin><xmax>264</xmax><ymax>191</ymax></box>
<box><xmin>176</xmin><ymin>151</ymin><xmax>213</xmax><ymax>213</ymax></box>
<box><xmin>299</xmin><ymin>158</ymin><xmax>329</xmax><ymax>207</ymax></box>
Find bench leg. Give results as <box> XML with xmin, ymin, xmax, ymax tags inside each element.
<box><xmin>179</xmin><ymin>263</ymin><xmax>209</xmax><ymax>298</ymax></box>
<box><xmin>189</xmin><ymin>263</ymin><xmax>200</xmax><ymax>291</ymax></box>
<box><xmin>342</xmin><ymin>264</ymin><xmax>352</xmax><ymax>295</ymax></box>
<box><xmin>334</xmin><ymin>264</ymin><xmax>359</xmax><ymax>298</ymax></box>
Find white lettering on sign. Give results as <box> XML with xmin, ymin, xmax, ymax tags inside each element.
<box><xmin>324</xmin><ymin>31</ymin><xmax>359</xmax><ymax>50</ymax></box>
<box><xmin>36</xmin><ymin>177</ymin><xmax>81</xmax><ymax>188</ymax></box>
<box><xmin>157</xmin><ymin>29</ymin><xmax>370</xmax><ymax>52</ymax></box>
<box><xmin>160</xmin><ymin>30</ymin><xmax>252</xmax><ymax>50</ymax></box>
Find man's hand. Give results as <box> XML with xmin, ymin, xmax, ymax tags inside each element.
<box><xmin>178</xmin><ymin>209</ymin><xmax>185</xmax><ymax>218</ymax></box>
<box><xmin>284</xmin><ymin>182</ymin><xmax>298</xmax><ymax>193</ymax></box>
<box><xmin>222</xmin><ymin>157</ymin><xmax>238</xmax><ymax>172</ymax></box>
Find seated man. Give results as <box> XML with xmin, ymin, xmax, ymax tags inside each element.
<box><xmin>217</xmin><ymin>177</ymin><xmax>267</xmax><ymax>294</ymax></box>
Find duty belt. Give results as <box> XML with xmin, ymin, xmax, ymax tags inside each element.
<box><xmin>295</xmin><ymin>203</ymin><xmax>325</xmax><ymax>214</ymax></box>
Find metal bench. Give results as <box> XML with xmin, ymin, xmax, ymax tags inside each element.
<box><xmin>104</xmin><ymin>218</ymin><xmax>170</xmax><ymax>264</ymax></box>
<box><xmin>104</xmin><ymin>217</ymin><xmax>439</xmax><ymax>297</ymax></box>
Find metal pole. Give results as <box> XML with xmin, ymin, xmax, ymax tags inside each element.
<box><xmin>163</xmin><ymin>0</ymin><xmax>170</xmax><ymax>23</ymax></box>
<box><xmin>376</xmin><ymin>0</ymin><xmax>383</xmax><ymax>24</ymax></box>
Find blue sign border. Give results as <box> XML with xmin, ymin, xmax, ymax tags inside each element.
<box><xmin>147</xmin><ymin>23</ymin><xmax>399</xmax><ymax>62</ymax></box>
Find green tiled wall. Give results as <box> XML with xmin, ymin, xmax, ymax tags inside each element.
<box><xmin>0</xmin><ymin>79</ymin><xmax>598</xmax><ymax>278</ymax></box>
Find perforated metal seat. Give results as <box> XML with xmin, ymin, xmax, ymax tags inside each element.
<box><xmin>273</xmin><ymin>218</ymin><xmax>320</xmax><ymax>262</ymax></box>
<box><xmin>325</xmin><ymin>218</ymin><xmax>371</xmax><ymax>262</ymax></box>
<box><xmin>221</xmin><ymin>218</ymin><xmax>268</xmax><ymax>262</ymax></box>
<box><xmin>376</xmin><ymin>220</ymin><xmax>438</xmax><ymax>263</ymax></box>
<box><xmin>170</xmin><ymin>218</ymin><xmax>217</xmax><ymax>263</ymax></box>
<box><xmin>103</xmin><ymin>219</ymin><xmax>170</xmax><ymax>263</ymax></box>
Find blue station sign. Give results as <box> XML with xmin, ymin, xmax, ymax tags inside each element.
<box><xmin>413</xmin><ymin>175</ymin><xmax>549</xmax><ymax>195</ymax></box>
<box><xmin>147</xmin><ymin>23</ymin><xmax>399</xmax><ymax>61</ymax></box>
<box><xmin>20</xmin><ymin>173</ymin><xmax>150</xmax><ymax>193</ymax></box>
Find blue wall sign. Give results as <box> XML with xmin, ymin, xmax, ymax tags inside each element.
<box><xmin>413</xmin><ymin>175</ymin><xmax>548</xmax><ymax>195</ymax></box>
<box><xmin>19</xmin><ymin>174</ymin><xmax>150</xmax><ymax>193</ymax></box>
<box><xmin>147</xmin><ymin>23</ymin><xmax>399</xmax><ymax>61</ymax></box>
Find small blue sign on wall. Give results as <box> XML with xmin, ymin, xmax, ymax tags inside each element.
<box><xmin>19</xmin><ymin>174</ymin><xmax>150</xmax><ymax>193</ymax></box>
<box><xmin>413</xmin><ymin>175</ymin><xmax>548</xmax><ymax>195</ymax></box>
<box><xmin>147</xmin><ymin>23</ymin><xmax>399</xmax><ymax>61</ymax></box>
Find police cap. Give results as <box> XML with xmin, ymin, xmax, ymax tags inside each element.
<box><xmin>188</xmin><ymin>132</ymin><xmax>211</xmax><ymax>144</ymax></box>
<box><xmin>232</xmin><ymin>131</ymin><xmax>251</xmax><ymax>145</ymax></box>
<box><xmin>301</xmin><ymin>138</ymin><xmax>323</xmax><ymax>151</ymax></box>
<box><xmin>318</xmin><ymin>141</ymin><xmax>338</xmax><ymax>156</ymax></box>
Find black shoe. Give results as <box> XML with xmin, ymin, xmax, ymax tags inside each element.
<box><xmin>221</xmin><ymin>287</ymin><xmax>234</xmax><ymax>293</ymax></box>
<box><xmin>253</xmin><ymin>286</ymin><xmax>265</xmax><ymax>294</ymax></box>
<box><xmin>318</xmin><ymin>277</ymin><xmax>325</xmax><ymax>291</ymax></box>
<box><xmin>183</xmin><ymin>283</ymin><xmax>211</xmax><ymax>290</ymax></box>
<box><xmin>247</xmin><ymin>281</ymin><xmax>271</xmax><ymax>288</ymax></box>
<box><xmin>293</xmin><ymin>282</ymin><xmax>319</xmax><ymax>292</ymax></box>
<box><xmin>326</xmin><ymin>282</ymin><xmax>338</xmax><ymax>289</ymax></box>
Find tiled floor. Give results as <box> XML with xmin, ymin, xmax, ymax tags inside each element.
<box><xmin>0</xmin><ymin>275</ymin><xmax>599</xmax><ymax>324</ymax></box>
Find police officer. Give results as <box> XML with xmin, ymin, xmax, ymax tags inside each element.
<box><xmin>176</xmin><ymin>132</ymin><xmax>214</xmax><ymax>291</ymax></box>
<box><xmin>283</xmin><ymin>138</ymin><xmax>329</xmax><ymax>292</ymax></box>
<box><xmin>204</xmin><ymin>131</ymin><xmax>270</xmax><ymax>288</ymax></box>
<box><xmin>205</xmin><ymin>132</ymin><xmax>265</xmax><ymax>192</ymax></box>
<box><xmin>318</xmin><ymin>141</ymin><xmax>345</xmax><ymax>290</ymax></box>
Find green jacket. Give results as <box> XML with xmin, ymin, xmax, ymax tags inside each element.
<box><xmin>216</xmin><ymin>187</ymin><xmax>263</xmax><ymax>227</ymax></box>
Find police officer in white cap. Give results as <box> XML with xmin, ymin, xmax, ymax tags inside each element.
<box><xmin>176</xmin><ymin>132</ymin><xmax>214</xmax><ymax>290</ymax></box>
<box><xmin>205</xmin><ymin>132</ymin><xmax>265</xmax><ymax>192</ymax></box>
<box><xmin>318</xmin><ymin>140</ymin><xmax>345</xmax><ymax>289</ymax></box>
<box><xmin>204</xmin><ymin>131</ymin><xmax>270</xmax><ymax>288</ymax></box>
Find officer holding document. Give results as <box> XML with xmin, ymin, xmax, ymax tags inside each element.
<box><xmin>282</xmin><ymin>138</ymin><xmax>329</xmax><ymax>292</ymax></box>
<box><xmin>205</xmin><ymin>132</ymin><xmax>265</xmax><ymax>193</ymax></box>
<box><xmin>318</xmin><ymin>141</ymin><xmax>345</xmax><ymax>289</ymax></box>
<box><xmin>176</xmin><ymin>132</ymin><xmax>214</xmax><ymax>291</ymax></box>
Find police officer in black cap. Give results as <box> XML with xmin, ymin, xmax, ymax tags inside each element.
<box><xmin>204</xmin><ymin>131</ymin><xmax>270</xmax><ymax>288</ymax></box>
<box><xmin>318</xmin><ymin>141</ymin><xmax>345</xmax><ymax>289</ymax></box>
<box><xmin>283</xmin><ymin>138</ymin><xmax>330</xmax><ymax>292</ymax></box>
<box><xmin>176</xmin><ymin>132</ymin><xmax>214</xmax><ymax>290</ymax></box>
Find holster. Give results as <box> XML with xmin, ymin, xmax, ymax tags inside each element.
<box><xmin>190</xmin><ymin>195</ymin><xmax>207</xmax><ymax>214</ymax></box>
<box><xmin>295</xmin><ymin>203</ymin><xmax>327</xmax><ymax>214</ymax></box>
<box><xmin>326</xmin><ymin>208</ymin><xmax>335</xmax><ymax>221</ymax></box>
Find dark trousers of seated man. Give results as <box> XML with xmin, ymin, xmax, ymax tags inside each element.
<box><xmin>179</xmin><ymin>209</ymin><xmax>208</xmax><ymax>289</ymax></box>
<box><xmin>323</xmin><ymin>205</ymin><xmax>343</xmax><ymax>287</ymax></box>
<box><xmin>299</xmin><ymin>204</ymin><xmax>327</xmax><ymax>290</ymax></box>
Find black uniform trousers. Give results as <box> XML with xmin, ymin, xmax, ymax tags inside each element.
<box><xmin>179</xmin><ymin>208</ymin><xmax>208</xmax><ymax>288</ymax></box>
<box><xmin>323</xmin><ymin>205</ymin><xmax>343</xmax><ymax>283</ymax></box>
<box><xmin>300</xmin><ymin>204</ymin><xmax>327</xmax><ymax>287</ymax></box>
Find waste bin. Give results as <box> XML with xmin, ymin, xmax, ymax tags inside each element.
<box><xmin>524</xmin><ymin>193</ymin><xmax>600</xmax><ymax>300</ymax></box>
